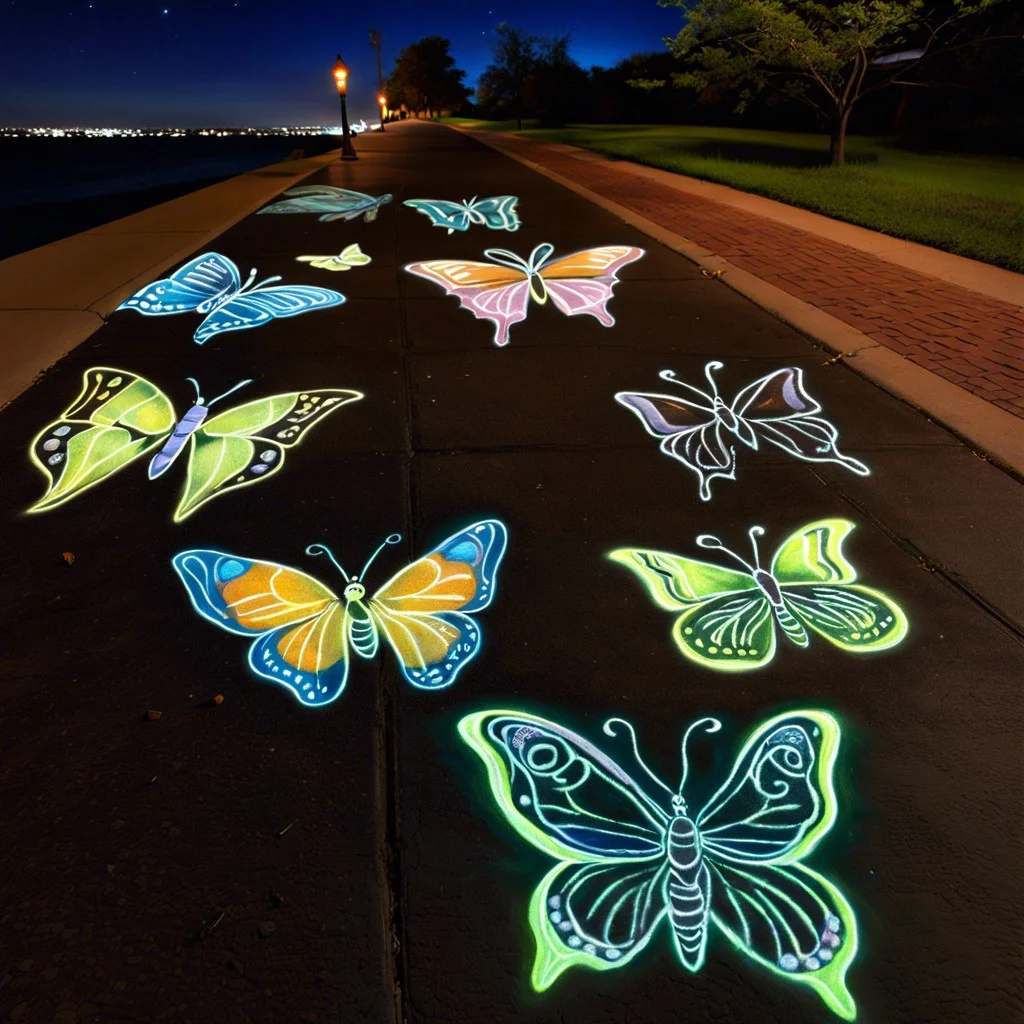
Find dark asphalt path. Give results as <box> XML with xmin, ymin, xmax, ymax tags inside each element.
<box><xmin>1</xmin><ymin>123</ymin><xmax>1021</xmax><ymax>1024</ymax></box>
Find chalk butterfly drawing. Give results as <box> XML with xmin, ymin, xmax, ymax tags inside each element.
<box><xmin>28</xmin><ymin>367</ymin><xmax>362</xmax><ymax>523</ymax></box>
<box><xmin>296</xmin><ymin>243</ymin><xmax>372</xmax><ymax>271</ymax></box>
<box><xmin>616</xmin><ymin>362</ymin><xmax>869</xmax><ymax>501</ymax></box>
<box><xmin>173</xmin><ymin>520</ymin><xmax>507</xmax><ymax>705</ymax></box>
<box><xmin>609</xmin><ymin>520</ymin><xmax>907</xmax><ymax>672</ymax></box>
<box><xmin>404</xmin><ymin>195</ymin><xmax>521</xmax><ymax>234</ymax></box>
<box><xmin>257</xmin><ymin>185</ymin><xmax>394</xmax><ymax>222</ymax></box>
<box><xmin>405</xmin><ymin>243</ymin><xmax>645</xmax><ymax>346</ymax></box>
<box><xmin>116</xmin><ymin>252</ymin><xmax>345</xmax><ymax>345</ymax></box>
<box><xmin>459</xmin><ymin>708</ymin><xmax>857</xmax><ymax>1019</ymax></box>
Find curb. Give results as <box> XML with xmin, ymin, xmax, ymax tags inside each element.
<box><xmin>0</xmin><ymin>148</ymin><xmax>342</xmax><ymax>410</ymax></box>
<box><xmin>453</xmin><ymin>126</ymin><xmax>1024</xmax><ymax>477</ymax></box>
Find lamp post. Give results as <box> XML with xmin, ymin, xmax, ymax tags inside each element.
<box><xmin>333</xmin><ymin>54</ymin><xmax>358</xmax><ymax>161</ymax></box>
<box><xmin>378</xmin><ymin>94</ymin><xmax>387</xmax><ymax>132</ymax></box>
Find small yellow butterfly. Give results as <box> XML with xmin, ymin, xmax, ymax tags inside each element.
<box><xmin>296</xmin><ymin>243</ymin><xmax>372</xmax><ymax>272</ymax></box>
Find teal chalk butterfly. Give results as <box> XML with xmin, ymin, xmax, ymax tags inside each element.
<box><xmin>28</xmin><ymin>366</ymin><xmax>362</xmax><ymax>523</ymax></box>
<box><xmin>610</xmin><ymin>519</ymin><xmax>908</xmax><ymax>672</ymax></box>
<box><xmin>460</xmin><ymin>708</ymin><xmax>858</xmax><ymax>1019</ymax></box>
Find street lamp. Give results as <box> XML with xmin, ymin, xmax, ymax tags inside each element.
<box><xmin>332</xmin><ymin>54</ymin><xmax>358</xmax><ymax>161</ymax></box>
<box><xmin>378</xmin><ymin>93</ymin><xmax>387</xmax><ymax>132</ymax></box>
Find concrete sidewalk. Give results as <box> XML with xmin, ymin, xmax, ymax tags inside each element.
<box><xmin>0</xmin><ymin>122</ymin><xmax>1021</xmax><ymax>1024</ymax></box>
<box><xmin>461</xmin><ymin>128</ymin><xmax>1024</xmax><ymax>471</ymax></box>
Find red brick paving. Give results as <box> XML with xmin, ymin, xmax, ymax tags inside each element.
<box><xmin>498</xmin><ymin>136</ymin><xmax>1024</xmax><ymax>419</ymax></box>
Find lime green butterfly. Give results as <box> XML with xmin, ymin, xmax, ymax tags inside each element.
<box><xmin>609</xmin><ymin>519</ymin><xmax>908</xmax><ymax>672</ymax></box>
<box><xmin>295</xmin><ymin>243</ymin><xmax>372</xmax><ymax>272</ymax></box>
<box><xmin>28</xmin><ymin>366</ymin><xmax>362</xmax><ymax>523</ymax></box>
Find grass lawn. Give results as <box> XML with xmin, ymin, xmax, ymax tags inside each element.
<box><xmin>443</xmin><ymin>121</ymin><xmax>1024</xmax><ymax>273</ymax></box>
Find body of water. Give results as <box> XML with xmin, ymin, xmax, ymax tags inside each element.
<box><xmin>0</xmin><ymin>134</ymin><xmax>338</xmax><ymax>259</ymax></box>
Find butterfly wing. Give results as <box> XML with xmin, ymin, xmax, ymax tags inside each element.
<box><xmin>471</xmin><ymin>195</ymin><xmax>521</xmax><ymax>232</ymax></box>
<box><xmin>460</xmin><ymin>710</ymin><xmax>670</xmax><ymax>989</ymax></box>
<box><xmin>195</xmin><ymin>285</ymin><xmax>345</xmax><ymax>344</ymax></box>
<box><xmin>707</xmin><ymin>861</ymin><xmax>857</xmax><ymax>1020</ymax></box>
<box><xmin>615</xmin><ymin>387</ymin><xmax>734</xmax><ymax>501</ymax></box>
<box><xmin>772</xmin><ymin>519</ymin><xmax>908</xmax><ymax>652</ymax></box>
<box><xmin>537</xmin><ymin>245</ymin><xmax>644</xmax><ymax>326</ymax></box>
<box><xmin>369</xmin><ymin>520</ymin><xmax>507</xmax><ymax>688</ymax></box>
<box><xmin>733</xmin><ymin>367</ymin><xmax>868</xmax><ymax>474</ymax></box>
<box><xmin>172</xmin><ymin>550</ymin><xmax>349</xmax><ymax>705</ymax></box>
<box><xmin>28</xmin><ymin>367</ymin><xmax>175</xmax><ymax>513</ymax></box>
<box><xmin>404</xmin><ymin>198</ymin><xmax>472</xmax><ymax>233</ymax></box>
<box><xmin>117</xmin><ymin>252</ymin><xmax>240</xmax><ymax>315</ymax></box>
<box><xmin>608</xmin><ymin>549</ymin><xmax>773</xmax><ymax>670</ymax></box>
<box><xmin>258</xmin><ymin>186</ymin><xmax>376</xmax><ymax>222</ymax></box>
<box><xmin>405</xmin><ymin>258</ymin><xmax>530</xmax><ymax>346</ymax></box>
<box><xmin>171</xmin><ymin>389</ymin><xmax>362</xmax><ymax>521</ymax></box>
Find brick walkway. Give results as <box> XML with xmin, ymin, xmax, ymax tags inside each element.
<box><xmin>493</xmin><ymin>135</ymin><xmax>1024</xmax><ymax>420</ymax></box>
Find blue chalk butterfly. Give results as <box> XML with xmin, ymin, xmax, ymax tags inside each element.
<box><xmin>174</xmin><ymin>520</ymin><xmax>508</xmax><ymax>706</ymax></box>
<box><xmin>117</xmin><ymin>252</ymin><xmax>345</xmax><ymax>345</ymax></box>
<box><xmin>460</xmin><ymin>708</ymin><xmax>858</xmax><ymax>1020</ymax></box>
<box><xmin>404</xmin><ymin>195</ymin><xmax>521</xmax><ymax>234</ymax></box>
<box><xmin>258</xmin><ymin>185</ymin><xmax>394</xmax><ymax>223</ymax></box>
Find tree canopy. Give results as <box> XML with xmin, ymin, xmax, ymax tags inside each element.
<box><xmin>385</xmin><ymin>36</ymin><xmax>470</xmax><ymax>118</ymax></box>
<box><xmin>652</xmin><ymin>0</ymin><xmax>1018</xmax><ymax>164</ymax></box>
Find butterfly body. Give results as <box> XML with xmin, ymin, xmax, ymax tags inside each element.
<box><xmin>29</xmin><ymin>368</ymin><xmax>362</xmax><ymax>522</ymax></box>
<box><xmin>174</xmin><ymin>520</ymin><xmax>508</xmax><ymax>705</ymax></box>
<box><xmin>117</xmin><ymin>252</ymin><xmax>345</xmax><ymax>345</ymax></box>
<box><xmin>405</xmin><ymin>242</ymin><xmax>644</xmax><ymax>346</ymax></box>
<box><xmin>611</xmin><ymin>519</ymin><xmax>907</xmax><ymax>671</ymax></box>
<box><xmin>461</xmin><ymin>709</ymin><xmax>858</xmax><ymax>1019</ymax></box>
<box><xmin>616</xmin><ymin>362</ymin><xmax>869</xmax><ymax>500</ymax></box>
<box><xmin>404</xmin><ymin>195</ymin><xmax>521</xmax><ymax>234</ymax></box>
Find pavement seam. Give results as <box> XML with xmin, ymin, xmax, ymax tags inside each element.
<box><xmin>453</xmin><ymin>127</ymin><xmax>1024</xmax><ymax>479</ymax></box>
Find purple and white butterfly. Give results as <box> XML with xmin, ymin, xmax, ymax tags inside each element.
<box><xmin>616</xmin><ymin>361</ymin><xmax>869</xmax><ymax>501</ymax></box>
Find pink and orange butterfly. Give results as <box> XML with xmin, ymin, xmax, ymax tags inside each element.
<box><xmin>172</xmin><ymin>521</ymin><xmax>507</xmax><ymax>707</ymax></box>
<box><xmin>405</xmin><ymin>243</ymin><xmax>645</xmax><ymax>346</ymax></box>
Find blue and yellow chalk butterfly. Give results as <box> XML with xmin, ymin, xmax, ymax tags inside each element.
<box><xmin>173</xmin><ymin>520</ymin><xmax>508</xmax><ymax>706</ymax></box>
<box><xmin>610</xmin><ymin>519</ymin><xmax>907</xmax><ymax>672</ymax></box>
<box><xmin>28</xmin><ymin>367</ymin><xmax>362</xmax><ymax>523</ymax></box>
<box><xmin>460</xmin><ymin>708</ymin><xmax>857</xmax><ymax>1019</ymax></box>
<box><xmin>404</xmin><ymin>195</ymin><xmax>521</xmax><ymax>234</ymax></box>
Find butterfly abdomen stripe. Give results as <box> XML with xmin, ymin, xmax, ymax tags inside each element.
<box><xmin>667</xmin><ymin>816</ymin><xmax>711</xmax><ymax>967</ymax></box>
<box><xmin>349</xmin><ymin>614</ymin><xmax>378</xmax><ymax>659</ymax></box>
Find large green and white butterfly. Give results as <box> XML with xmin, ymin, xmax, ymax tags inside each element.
<box><xmin>460</xmin><ymin>708</ymin><xmax>858</xmax><ymax>1019</ymax></box>
<box><xmin>609</xmin><ymin>519</ymin><xmax>907</xmax><ymax>672</ymax></box>
<box><xmin>28</xmin><ymin>366</ymin><xmax>362</xmax><ymax>523</ymax></box>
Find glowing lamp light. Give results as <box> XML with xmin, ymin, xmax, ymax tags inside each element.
<box><xmin>333</xmin><ymin>55</ymin><xmax>349</xmax><ymax>95</ymax></box>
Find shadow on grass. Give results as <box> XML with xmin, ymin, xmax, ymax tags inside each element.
<box><xmin>687</xmin><ymin>139</ymin><xmax>880</xmax><ymax>168</ymax></box>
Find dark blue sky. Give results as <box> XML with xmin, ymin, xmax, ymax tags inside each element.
<box><xmin>0</xmin><ymin>0</ymin><xmax>682</xmax><ymax>126</ymax></box>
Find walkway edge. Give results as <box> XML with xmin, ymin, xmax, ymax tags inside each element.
<box><xmin>0</xmin><ymin>148</ymin><xmax>342</xmax><ymax>410</ymax></box>
<box><xmin>457</xmin><ymin>127</ymin><xmax>1024</xmax><ymax>477</ymax></box>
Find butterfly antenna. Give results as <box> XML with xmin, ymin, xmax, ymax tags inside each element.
<box><xmin>679</xmin><ymin>717</ymin><xmax>722</xmax><ymax>796</ymax></box>
<box><xmin>603</xmin><ymin>719</ymin><xmax>676</xmax><ymax>802</ymax></box>
<box><xmin>251</xmin><ymin>273</ymin><xmax>283</xmax><ymax>291</ymax></box>
<box><xmin>359</xmin><ymin>532</ymin><xmax>402</xmax><ymax>581</ymax></box>
<box><xmin>657</xmin><ymin>368</ymin><xmax>681</xmax><ymax>385</ymax></box>
<box><xmin>241</xmin><ymin>267</ymin><xmax>259</xmax><ymax>290</ymax></box>
<box><xmin>696</xmin><ymin>534</ymin><xmax>755</xmax><ymax>573</ymax></box>
<box><xmin>305</xmin><ymin>543</ymin><xmax>351</xmax><ymax>581</ymax></box>
<box><xmin>184</xmin><ymin>377</ymin><xmax>203</xmax><ymax>403</ymax></box>
<box><xmin>703</xmin><ymin>361</ymin><xmax>724</xmax><ymax>399</ymax></box>
<box><xmin>747</xmin><ymin>526</ymin><xmax>766</xmax><ymax>570</ymax></box>
<box><xmin>207</xmin><ymin>378</ymin><xmax>254</xmax><ymax>407</ymax></box>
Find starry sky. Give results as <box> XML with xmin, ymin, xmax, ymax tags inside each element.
<box><xmin>0</xmin><ymin>0</ymin><xmax>682</xmax><ymax>126</ymax></box>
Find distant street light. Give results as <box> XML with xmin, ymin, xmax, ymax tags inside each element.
<box><xmin>333</xmin><ymin>54</ymin><xmax>358</xmax><ymax>161</ymax></box>
<box><xmin>378</xmin><ymin>93</ymin><xmax>387</xmax><ymax>132</ymax></box>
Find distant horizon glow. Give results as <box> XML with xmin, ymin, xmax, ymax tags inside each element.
<box><xmin>0</xmin><ymin>1</ymin><xmax>681</xmax><ymax>127</ymax></box>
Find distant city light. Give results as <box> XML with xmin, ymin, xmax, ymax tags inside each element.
<box><xmin>0</xmin><ymin>126</ymin><xmax>354</xmax><ymax>139</ymax></box>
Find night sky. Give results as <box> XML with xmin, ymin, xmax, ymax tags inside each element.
<box><xmin>1</xmin><ymin>0</ymin><xmax>682</xmax><ymax>126</ymax></box>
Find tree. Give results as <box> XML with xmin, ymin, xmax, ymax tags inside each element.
<box><xmin>477</xmin><ymin>24</ymin><xmax>540</xmax><ymax>129</ymax></box>
<box><xmin>654</xmin><ymin>0</ymin><xmax>1019</xmax><ymax>165</ymax></box>
<box><xmin>385</xmin><ymin>36</ymin><xmax>470</xmax><ymax>118</ymax></box>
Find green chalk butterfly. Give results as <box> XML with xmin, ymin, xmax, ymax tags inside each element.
<box><xmin>609</xmin><ymin>519</ymin><xmax>908</xmax><ymax>672</ymax></box>
<box><xmin>28</xmin><ymin>366</ymin><xmax>362</xmax><ymax>523</ymax></box>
